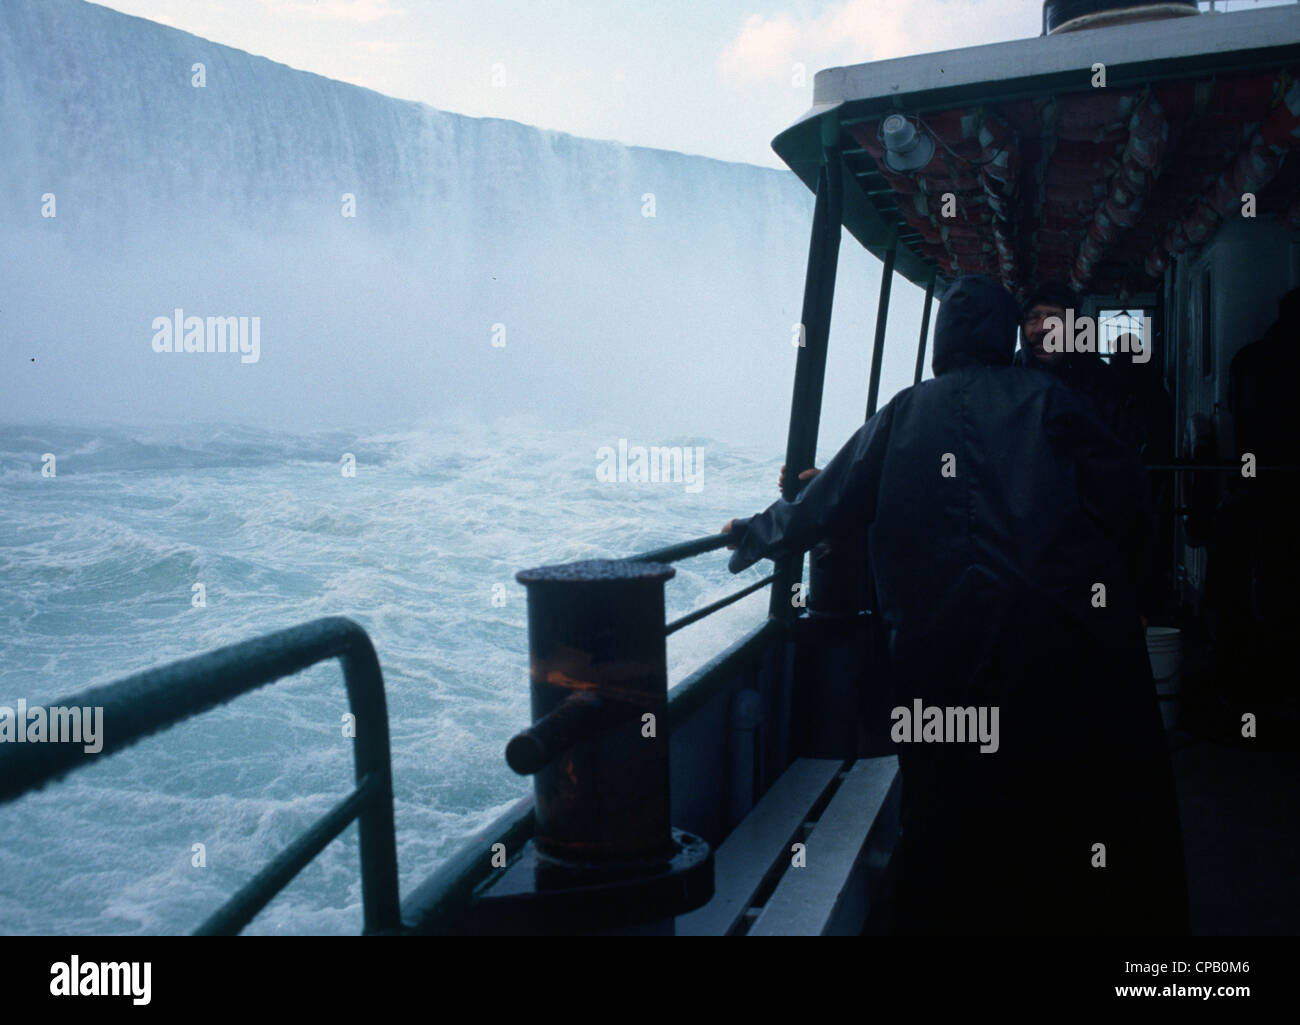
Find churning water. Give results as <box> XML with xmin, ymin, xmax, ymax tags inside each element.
<box><xmin>0</xmin><ymin>416</ymin><xmax>779</xmax><ymax>934</ymax></box>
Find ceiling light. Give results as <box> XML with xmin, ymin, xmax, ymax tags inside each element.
<box><xmin>880</xmin><ymin>114</ymin><xmax>936</xmax><ymax>173</ymax></box>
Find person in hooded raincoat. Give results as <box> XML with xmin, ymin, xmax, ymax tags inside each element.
<box><xmin>724</xmin><ymin>275</ymin><xmax>1188</xmax><ymax>935</ymax></box>
<box><xmin>1014</xmin><ymin>280</ymin><xmax>1143</xmax><ymax>453</ymax></box>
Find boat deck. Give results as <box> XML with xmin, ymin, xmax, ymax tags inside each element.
<box><xmin>1172</xmin><ymin>733</ymin><xmax>1300</xmax><ymax>935</ymax></box>
<box><xmin>669</xmin><ymin>625</ymin><xmax>1299</xmax><ymax>936</ymax></box>
<box><xmin>1168</xmin><ymin>622</ymin><xmax>1300</xmax><ymax>935</ymax></box>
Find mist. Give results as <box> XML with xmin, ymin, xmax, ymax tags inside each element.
<box><xmin>1</xmin><ymin>0</ymin><xmax>932</xmax><ymax>461</ymax></box>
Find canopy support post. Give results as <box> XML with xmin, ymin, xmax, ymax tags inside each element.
<box><xmin>769</xmin><ymin>147</ymin><xmax>842</xmax><ymax>621</ymax></box>
<box><xmin>913</xmin><ymin>272</ymin><xmax>936</xmax><ymax>385</ymax></box>
<box><xmin>865</xmin><ymin>245</ymin><xmax>896</xmax><ymax>420</ymax></box>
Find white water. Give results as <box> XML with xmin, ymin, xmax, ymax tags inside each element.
<box><xmin>0</xmin><ymin>418</ymin><xmax>780</xmax><ymax>934</ymax></box>
<box><xmin>0</xmin><ymin>0</ymin><xmax>927</xmax><ymax>933</ymax></box>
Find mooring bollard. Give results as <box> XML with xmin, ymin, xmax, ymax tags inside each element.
<box><xmin>476</xmin><ymin>558</ymin><xmax>713</xmax><ymax>933</ymax></box>
<box><xmin>511</xmin><ymin>558</ymin><xmax>674</xmax><ymax>860</ymax></box>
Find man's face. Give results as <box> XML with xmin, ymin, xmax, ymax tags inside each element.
<box><xmin>1022</xmin><ymin>303</ymin><xmax>1068</xmax><ymax>366</ymax></box>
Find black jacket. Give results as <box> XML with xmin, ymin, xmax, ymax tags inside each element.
<box><xmin>730</xmin><ymin>281</ymin><xmax>1152</xmax><ymax>663</ymax></box>
<box><xmin>728</xmin><ymin>275</ymin><xmax>1186</xmax><ymax>934</ymax></box>
<box><xmin>1013</xmin><ymin>344</ymin><xmax>1144</xmax><ymax>455</ymax></box>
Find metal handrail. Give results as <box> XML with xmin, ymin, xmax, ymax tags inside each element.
<box><xmin>625</xmin><ymin>531</ymin><xmax>735</xmax><ymax>564</ymax></box>
<box><xmin>0</xmin><ymin>616</ymin><xmax>401</xmax><ymax>936</ymax></box>
<box><xmin>624</xmin><ymin>532</ymin><xmax>778</xmax><ymax>635</ymax></box>
<box><xmin>665</xmin><ymin>574</ymin><xmax>775</xmax><ymax>635</ymax></box>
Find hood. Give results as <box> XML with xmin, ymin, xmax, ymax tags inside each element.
<box><xmin>932</xmin><ymin>275</ymin><xmax>1021</xmax><ymax>376</ymax></box>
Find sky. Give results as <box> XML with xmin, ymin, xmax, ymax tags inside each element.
<box><xmin>89</xmin><ymin>1</ymin><xmax>1279</xmax><ymax>169</ymax></box>
<box><xmin>90</xmin><ymin>0</ymin><xmax>1051</xmax><ymax>168</ymax></box>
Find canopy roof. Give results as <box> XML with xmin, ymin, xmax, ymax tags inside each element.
<box><xmin>772</xmin><ymin>4</ymin><xmax>1300</xmax><ymax>300</ymax></box>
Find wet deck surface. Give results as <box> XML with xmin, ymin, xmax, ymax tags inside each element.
<box><xmin>1170</xmin><ymin>730</ymin><xmax>1300</xmax><ymax>935</ymax></box>
<box><xmin>1167</xmin><ymin>623</ymin><xmax>1300</xmax><ymax>936</ymax></box>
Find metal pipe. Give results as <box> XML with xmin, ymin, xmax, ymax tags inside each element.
<box><xmin>506</xmin><ymin>691</ymin><xmax>608</xmax><ymax>775</ymax></box>
<box><xmin>625</xmin><ymin>532</ymin><xmax>733</xmax><ymax>565</ymax></box>
<box><xmin>665</xmin><ymin>574</ymin><xmax>775</xmax><ymax>636</ymax></box>
<box><xmin>865</xmin><ymin>245</ymin><xmax>897</xmax><ymax>419</ymax></box>
<box><xmin>770</xmin><ymin>146</ymin><xmax>843</xmax><ymax>619</ymax></box>
<box><xmin>913</xmin><ymin>273</ymin><xmax>936</xmax><ymax>385</ymax></box>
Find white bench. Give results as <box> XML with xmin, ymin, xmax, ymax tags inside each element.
<box><xmin>676</xmin><ymin>755</ymin><xmax>900</xmax><ymax>936</ymax></box>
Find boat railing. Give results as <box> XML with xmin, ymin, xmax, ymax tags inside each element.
<box><xmin>0</xmin><ymin>616</ymin><xmax>402</xmax><ymax>936</ymax></box>
<box><xmin>624</xmin><ymin>532</ymin><xmax>776</xmax><ymax>636</ymax></box>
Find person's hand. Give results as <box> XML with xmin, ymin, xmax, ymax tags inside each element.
<box><xmin>721</xmin><ymin>519</ymin><xmax>738</xmax><ymax>550</ymax></box>
<box><xmin>1140</xmin><ymin>614</ymin><xmax>1149</xmax><ymax>631</ymax></box>
<box><xmin>778</xmin><ymin>465</ymin><xmax>820</xmax><ymax>492</ymax></box>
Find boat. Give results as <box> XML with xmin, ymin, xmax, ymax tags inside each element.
<box><xmin>3</xmin><ymin>0</ymin><xmax>1298</xmax><ymax>939</ymax></box>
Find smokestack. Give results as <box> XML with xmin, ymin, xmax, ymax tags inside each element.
<box><xmin>1042</xmin><ymin>1</ymin><xmax>1200</xmax><ymax>35</ymax></box>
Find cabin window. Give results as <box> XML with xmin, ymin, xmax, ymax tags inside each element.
<box><xmin>1098</xmin><ymin>309</ymin><xmax>1146</xmax><ymax>364</ymax></box>
<box><xmin>1200</xmin><ymin>273</ymin><xmax>1213</xmax><ymax>378</ymax></box>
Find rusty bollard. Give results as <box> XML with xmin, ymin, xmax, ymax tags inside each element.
<box><xmin>511</xmin><ymin>559</ymin><xmax>675</xmax><ymax>860</ymax></box>
<box><xmin>477</xmin><ymin>559</ymin><xmax>712</xmax><ymax>933</ymax></box>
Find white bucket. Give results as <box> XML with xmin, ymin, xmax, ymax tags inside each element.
<box><xmin>1146</xmin><ymin>626</ymin><xmax>1183</xmax><ymax>730</ymax></box>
